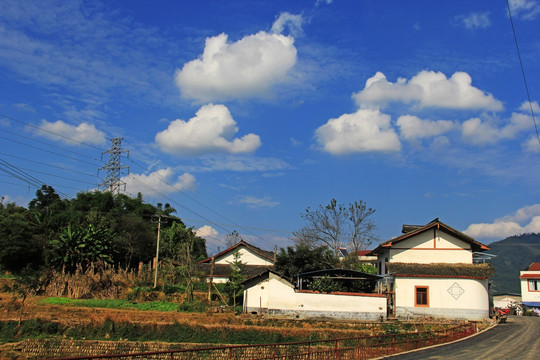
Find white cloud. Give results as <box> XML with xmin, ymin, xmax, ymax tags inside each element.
<box><xmin>155</xmin><ymin>104</ymin><xmax>261</xmax><ymax>155</ymax></box>
<box><xmin>456</xmin><ymin>12</ymin><xmax>491</xmax><ymax>29</ymax></box>
<box><xmin>464</xmin><ymin>204</ymin><xmax>540</xmax><ymax>239</ymax></box>
<box><xmin>315</xmin><ymin>0</ymin><xmax>333</xmax><ymax>6</ymax></box>
<box><xmin>175</xmin><ymin>31</ymin><xmax>297</xmax><ymax>102</ymax></box>
<box><xmin>184</xmin><ymin>155</ymin><xmax>291</xmax><ymax>173</ymax></box>
<box><xmin>519</xmin><ymin>100</ymin><xmax>540</xmax><ymax>113</ymax></box>
<box><xmin>35</xmin><ymin>119</ymin><xmax>106</xmax><ymax>145</ymax></box>
<box><xmin>397</xmin><ymin>115</ymin><xmax>455</xmax><ymax>140</ymax></box>
<box><xmin>509</xmin><ymin>0</ymin><xmax>540</xmax><ymax>20</ymax></box>
<box><xmin>461</xmin><ymin>112</ymin><xmax>533</xmax><ymax>145</ymax></box>
<box><xmin>353</xmin><ymin>70</ymin><xmax>503</xmax><ymax>111</ymax></box>
<box><xmin>195</xmin><ymin>225</ymin><xmax>224</xmax><ymax>252</ymax></box>
<box><xmin>315</xmin><ymin>108</ymin><xmax>401</xmax><ymax>154</ymax></box>
<box><xmin>271</xmin><ymin>12</ymin><xmax>304</xmax><ymax>37</ymax></box>
<box><xmin>123</xmin><ymin>168</ymin><xmax>196</xmax><ymax>197</ymax></box>
<box><xmin>196</xmin><ymin>225</ymin><xmax>219</xmax><ymax>239</ymax></box>
<box><xmin>498</xmin><ymin>204</ymin><xmax>540</xmax><ymax>223</ymax></box>
<box><xmin>237</xmin><ymin>196</ymin><xmax>280</xmax><ymax>208</ymax></box>
<box><xmin>523</xmin><ymin>136</ymin><xmax>540</xmax><ymax>152</ymax></box>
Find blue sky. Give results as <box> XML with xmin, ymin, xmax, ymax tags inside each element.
<box><xmin>1</xmin><ymin>0</ymin><xmax>539</xmax><ymax>255</ymax></box>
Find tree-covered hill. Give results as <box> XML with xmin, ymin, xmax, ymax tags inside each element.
<box><xmin>0</xmin><ymin>185</ymin><xmax>207</xmax><ymax>274</ymax></box>
<box><xmin>488</xmin><ymin>233</ymin><xmax>540</xmax><ymax>295</ymax></box>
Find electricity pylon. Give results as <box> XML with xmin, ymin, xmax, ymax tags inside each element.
<box><xmin>98</xmin><ymin>137</ymin><xmax>129</xmax><ymax>194</ymax></box>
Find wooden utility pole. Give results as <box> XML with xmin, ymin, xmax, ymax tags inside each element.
<box><xmin>153</xmin><ymin>214</ymin><xmax>163</xmax><ymax>289</ymax></box>
<box><xmin>208</xmin><ymin>257</ymin><xmax>215</xmax><ymax>302</ymax></box>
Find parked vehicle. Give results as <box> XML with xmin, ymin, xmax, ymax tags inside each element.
<box><xmin>493</xmin><ymin>307</ymin><xmax>511</xmax><ymax>322</ymax></box>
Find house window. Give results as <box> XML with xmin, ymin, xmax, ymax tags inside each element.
<box><xmin>528</xmin><ymin>279</ymin><xmax>540</xmax><ymax>291</ymax></box>
<box><xmin>415</xmin><ymin>286</ymin><xmax>429</xmax><ymax>307</ymax></box>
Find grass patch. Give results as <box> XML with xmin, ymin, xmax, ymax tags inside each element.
<box><xmin>40</xmin><ymin>297</ymin><xmax>180</xmax><ymax>312</ymax></box>
<box><xmin>0</xmin><ymin>319</ymin><xmax>321</xmax><ymax>344</ymax></box>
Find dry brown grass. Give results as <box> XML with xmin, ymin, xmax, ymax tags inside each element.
<box><xmin>43</xmin><ymin>263</ymin><xmax>138</xmax><ymax>299</ymax></box>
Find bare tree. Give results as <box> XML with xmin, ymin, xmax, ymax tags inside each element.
<box><xmin>293</xmin><ymin>199</ymin><xmax>375</xmax><ymax>255</ymax></box>
<box><xmin>225</xmin><ymin>230</ymin><xmax>243</xmax><ymax>248</ymax></box>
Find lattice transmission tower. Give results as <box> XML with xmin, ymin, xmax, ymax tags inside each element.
<box><xmin>98</xmin><ymin>137</ymin><xmax>129</xmax><ymax>194</ymax></box>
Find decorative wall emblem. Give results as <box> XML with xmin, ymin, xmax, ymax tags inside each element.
<box><xmin>448</xmin><ymin>282</ymin><xmax>465</xmax><ymax>300</ymax></box>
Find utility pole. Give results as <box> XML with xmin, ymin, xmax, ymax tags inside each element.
<box><xmin>153</xmin><ymin>214</ymin><xmax>163</xmax><ymax>288</ymax></box>
<box><xmin>98</xmin><ymin>137</ymin><xmax>129</xmax><ymax>194</ymax></box>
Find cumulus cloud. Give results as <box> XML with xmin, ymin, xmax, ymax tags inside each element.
<box><xmin>353</xmin><ymin>70</ymin><xmax>503</xmax><ymax>111</ymax></box>
<box><xmin>155</xmin><ymin>104</ymin><xmax>261</xmax><ymax>155</ymax></box>
<box><xmin>175</xmin><ymin>30</ymin><xmax>297</xmax><ymax>102</ymax></box>
<box><xmin>509</xmin><ymin>0</ymin><xmax>540</xmax><ymax>20</ymax></box>
<box><xmin>35</xmin><ymin>120</ymin><xmax>106</xmax><ymax>145</ymax></box>
<box><xmin>123</xmin><ymin>168</ymin><xmax>196</xmax><ymax>197</ymax></box>
<box><xmin>461</xmin><ymin>111</ymin><xmax>533</xmax><ymax>145</ymax></box>
<box><xmin>315</xmin><ymin>108</ymin><xmax>401</xmax><ymax>154</ymax></box>
<box><xmin>196</xmin><ymin>225</ymin><xmax>219</xmax><ymax>239</ymax></box>
<box><xmin>456</xmin><ymin>12</ymin><xmax>491</xmax><ymax>29</ymax></box>
<box><xmin>519</xmin><ymin>100</ymin><xmax>540</xmax><ymax>113</ymax></box>
<box><xmin>237</xmin><ymin>196</ymin><xmax>280</xmax><ymax>208</ymax></box>
<box><xmin>464</xmin><ymin>204</ymin><xmax>540</xmax><ymax>239</ymax></box>
<box><xmin>397</xmin><ymin>115</ymin><xmax>455</xmax><ymax>140</ymax></box>
<box><xmin>195</xmin><ymin>225</ymin><xmax>224</xmax><ymax>253</ymax></box>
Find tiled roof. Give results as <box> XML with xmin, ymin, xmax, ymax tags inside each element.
<box><xmin>196</xmin><ymin>263</ymin><xmax>273</xmax><ymax>279</ymax></box>
<box><xmin>387</xmin><ymin>262</ymin><xmax>495</xmax><ymax>279</ymax></box>
<box><xmin>527</xmin><ymin>262</ymin><xmax>540</xmax><ymax>271</ymax></box>
<box><xmin>357</xmin><ymin>250</ymin><xmax>373</xmax><ymax>256</ymax></box>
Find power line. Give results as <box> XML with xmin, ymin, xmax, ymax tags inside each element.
<box><xmin>0</xmin><ymin>135</ymin><xmax>101</xmax><ymax>167</ymax></box>
<box><xmin>0</xmin><ymin>127</ymin><xmax>101</xmax><ymax>162</ymax></box>
<box><xmin>505</xmin><ymin>0</ymin><xmax>540</xmax><ymax>145</ymax></box>
<box><xmin>0</xmin><ymin>151</ymin><xmax>97</xmax><ymax>178</ymax></box>
<box><xmin>0</xmin><ymin>158</ymin><xmax>71</xmax><ymax>198</ymax></box>
<box><xmin>128</xmin><ymin>157</ymin><xmax>289</xmax><ymax>246</ymax></box>
<box><xmin>0</xmin><ymin>114</ymin><xmax>107</xmax><ymax>151</ymax></box>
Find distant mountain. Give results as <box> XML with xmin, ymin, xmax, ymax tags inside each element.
<box><xmin>487</xmin><ymin>233</ymin><xmax>540</xmax><ymax>294</ymax></box>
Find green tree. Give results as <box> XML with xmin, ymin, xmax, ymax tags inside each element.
<box><xmin>0</xmin><ymin>202</ymin><xmax>43</xmax><ymax>272</ymax></box>
<box><xmin>224</xmin><ymin>250</ymin><xmax>246</xmax><ymax>307</ymax></box>
<box><xmin>49</xmin><ymin>224</ymin><xmax>114</xmax><ymax>272</ymax></box>
<box><xmin>160</xmin><ymin>221</ymin><xmax>207</xmax><ymax>301</ymax></box>
<box><xmin>339</xmin><ymin>253</ymin><xmax>377</xmax><ymax>274</ymax></box>
<box><xmin>293</xmin><ymin>199</ymin><xmax>376</xmax><ymax>255</ymax></box>
<box><xmin>275</xmin><ymin>244</ymin><xmax>339</xmax><ymax>280</ymax></box>
<box><xmin>308</xmin><ymin>275</ymin><xmax>345</xmax><ymax>293</ymax></box>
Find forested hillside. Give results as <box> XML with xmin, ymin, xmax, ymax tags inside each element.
<box><xmin>488</xmin><ymin>233</ymin><xmax>540</xmax><ymax>294</ymax></box>
<box><xmin>0</xmin><ymin>185</ymin><xmax>207</xmax><ymax>274</ymax></box>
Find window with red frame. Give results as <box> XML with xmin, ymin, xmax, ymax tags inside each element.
<box><xmin>415</xmin><ymin>286</ymin><xmax>429</xmax><ymax>307</ymax></box>
<box><xmin>528</xmin><ymin>279</ymin><xmax>540</xmax><ymax>291</ymax></box>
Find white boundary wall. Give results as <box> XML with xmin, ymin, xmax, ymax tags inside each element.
<box><xmin>244</xmin><ymin>273</ymin><xmax>386</xmax><ymax>321</ymax></box>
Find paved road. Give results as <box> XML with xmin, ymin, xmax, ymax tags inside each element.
<box><xmin>382</xmin><ymin>316</ymin><xmax>540</xmax><ymax>360</ymax></box>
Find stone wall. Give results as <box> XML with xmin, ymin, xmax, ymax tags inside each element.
<box><xmin>2</xmin><ymin>339</ymin><xmax>212</xmax><ymax>359</ymax></box>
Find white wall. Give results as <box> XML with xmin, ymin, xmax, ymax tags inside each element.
<box><xmin>215</xmin><ymin>246</ymin><xmax>274</xmax><ymax>266</ymax></box>
<box><xmin>389</xmin><ymin>230</ymin><xmax>473</xmax><ymax>264</ymax></box>
<box><xmin>520</xmin><ymin>271</ymin><xmax>540</xmax><ymax>303</ymax></box>
<box><xmin>394</xmin><ymin>277</ymin><xmax>489</xmax><ymax>320</ymax></box>
<box><xmin>244</xmin><ymin>274</ymin><xmax>386</xmax><ymax>321</ymax></box>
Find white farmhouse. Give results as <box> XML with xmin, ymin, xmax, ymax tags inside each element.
<box><xmin>369</xmin><ymin>218</ymin><xmax>495</xmax><ymax>321</ymax></box>
<box><xmin>197</xmin><ymin>240</ymin><xmax>275</xmax><ymax>283</ymax></box>
<box><xmin>520</xmin><ymin>262</ymin><xmax>540</xmax><ymax>310</ymax></box>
